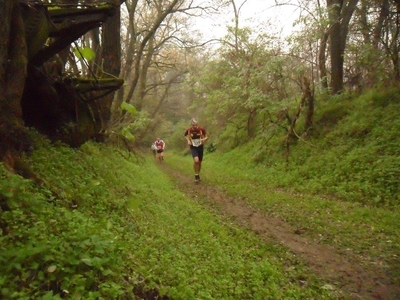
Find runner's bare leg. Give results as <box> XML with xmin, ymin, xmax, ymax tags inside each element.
<box><xmin>194</xmin><ymin>156</ymin><xmax>201</xmax><ymax>174</ymax></box>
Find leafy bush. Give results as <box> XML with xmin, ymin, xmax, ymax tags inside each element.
<box><xmin>0</xmin><ymin>162</ymin><xmax>137</xmax><ymax>299</ymax></box>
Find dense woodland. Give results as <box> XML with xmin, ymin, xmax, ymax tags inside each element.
<box><xmin>1</xmin><ymin>1</ymin><xmax>400</xmax><ymax>299</ymax></box>
<box><xmin>0</xmin><ymin>0</ymin><xmax>399</xmax><ymax>164</ymax></box>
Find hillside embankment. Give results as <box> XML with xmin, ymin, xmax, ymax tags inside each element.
<box><xmin>158</xmin><ymin>159</ymin><xmax>400</xmax><ymax>300</ymax></box>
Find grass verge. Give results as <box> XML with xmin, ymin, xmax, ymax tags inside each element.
<box><xmin>165</xmin><ymin>151</ymin><xmax>400</xmax><ymax>287</ymax></box>
<box><xmin>0</xmin><ymin>135</ymin><xmax>339</xmax><ymax>299</ymax></box>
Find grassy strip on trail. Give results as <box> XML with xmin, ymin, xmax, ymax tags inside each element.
<box><xmin>165</xmin><ymin>151</ymin><xmax>400</xmax><ymax>286</ymax></box>
<box><xmin>128</xmin><ymin>170</ymin><xmax>331</xmax><ymax>300</ymax></box>
<box><xmin>0</xmin><ymin>136</ymin><xmax>337</xmax><ymax>299</ymax></box>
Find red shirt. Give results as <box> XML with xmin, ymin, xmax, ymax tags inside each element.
<box><xmin>185</xmin><ymin>126</ymin><xmax>207</xmax><ymax>147</ymax></box>
<box><xmin>155</xmin><ymin>140</ymin><xmax>165</xmax><ymax>150</ymax></box>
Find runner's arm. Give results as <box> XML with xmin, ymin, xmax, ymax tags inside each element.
<box><xmin>184</xmin><ymin>130</ymin><xmax>192</xmax><ymax>145</ymax></box>
<box><xmin>201</xmin><ymin>130</ymin><xmax>208</xmax><ymax>143</ymax></box>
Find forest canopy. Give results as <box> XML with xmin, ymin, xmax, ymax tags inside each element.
<box><xmin>1</xmin><ymin>0</ymin><xmax>400</xmax><ymax>166</ymax></box>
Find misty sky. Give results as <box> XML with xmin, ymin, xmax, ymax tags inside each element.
<box><xmin>193</xmin><ymin>0</ymin><xmax>299</xmax><ymax>40</ymax></box>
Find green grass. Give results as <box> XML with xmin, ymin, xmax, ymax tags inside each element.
<box><xmin>164</xmin><ymin>87</ymin><xmax>400</xmax><ymax>288</ymax></box>
<box><xmin>0</xmin><ymin>135</ymin><xmax>339</xmax><ymax>299</ymax></box>
<box><xmin>167</xmin><ymin>152</ymin><xmax>400</xmax><ymax>255</ymax></box>
<box><xmin>1</xmin><ymin>88</ymin><xmax>399</xmax><ymax>298</ymax></box>
<box><xmin>166</xmin><ymin>150</ymin><xmax>400</xmax><ymax>289</ymax></box>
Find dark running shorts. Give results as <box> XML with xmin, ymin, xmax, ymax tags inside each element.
<box><xmin>190</xmin><ymin>145</ymin><xmax>204</xmax><ymax>161</ymax></box>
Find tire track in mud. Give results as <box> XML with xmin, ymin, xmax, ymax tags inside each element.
<box><xmin>158</xmin><ymin>162</ymin><xmax>400</xmax><ymax>300</ymax></box>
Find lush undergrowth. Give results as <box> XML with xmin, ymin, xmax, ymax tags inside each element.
<box><xmin>0</xmin><ymin>135</ymin><xmax>338</xmax><ymax>299</ymax></box>
<box><xmin>167</xmin><ymin>152</ymin><xmax>400</xmax><ymax>283</ymax></box>
<box><xmin>166</xmin><ymin>88</ymin><xmax>400</xmax><ymax>286</ymax></box>
<box><xmin>1</xmin><ymin>89</ymin><xmax>399</xmax><ymax>298</ymax></box>
<box><xmin>242</xmin><ymin>88</ymin><xmax>400</xmax><ymax>206</ymax></box>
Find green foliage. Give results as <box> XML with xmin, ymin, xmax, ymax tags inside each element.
<box><xmin>121</xmin><ymin>127</ymin><xmax>135</xmax><ymax>141</ymax></box>
<box><xmin>0</xmin><ymin>134</ymin><xmax>337</xmax><ymax>299</ymax></box>
<box><xmin>193</xmin><ymin>27</ymin><xmax>297</xmax><ymax>144</ymax></box>
<box><xmin>201</xmin><ymin>88</ymin><xmax>400</xmax><ymax>206</ymax></box>
<box><xmin>0</xmin><ymin>140</ymin><xmax>142</xmax><ymax>298</ymax></box>
<box><xmin>121</xmin><ymin>102</ymin><xmax>137</xmax><ymax>115</ymax></box>
<box><xmin>206</xmin><ymin>142</ymin><xmax>217</xmax><ymax>153</ymax></box>
<box><xmin>73</xmin><ymin>47</ymin><xmax>95</xmax><ymax>61</ymax></box>
<box><xmin>168</xmin><ymin>120</ymin><xmax>190</xmax><ymax>152</ymax></box>
<box><xmin>118</xmin><ymin>107</ymin><xmax>150</xmax><ymax>143</ymax></box>
<box><xmin>2</xmin><ymin>86</ymin><xmax>399</xmax><ymax>298</ymax></box>
<box><xmin>120</xmin><ymin>102</ymin><xmax>138</xmax><ymax>141</ymax></box>
<box><xmin>165</xmin><ymin>151</ymin><xmax>400</xmax><ymax>287</ymax></box>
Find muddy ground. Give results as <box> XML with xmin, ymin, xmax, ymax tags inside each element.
<box><xmin>158</xmin><ymin>162</ymin><xmax>400</xmax><ymax>300</ymax></box>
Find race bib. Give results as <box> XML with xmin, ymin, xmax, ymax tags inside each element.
<box><xmin>192</xmin><ymin>138</ymin><xmax>202</xmax><ymax>147</ymax></box>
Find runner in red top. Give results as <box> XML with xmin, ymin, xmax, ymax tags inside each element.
<box><xmin>184</xmin><ymin>118</ymin><xmax>208</xmax><ymax>182</ymax></box>
<box><xmin>154</xmin><ymin>138</ymin><xmax>165</xmax><ymax>162</ymax></box>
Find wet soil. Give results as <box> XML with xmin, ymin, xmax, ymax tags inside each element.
<box><xmin>158</xmin><ymin>162</ymin><xmax>400</xmax><ymax>300</ymax></box>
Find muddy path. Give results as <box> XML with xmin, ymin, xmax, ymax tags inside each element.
<box><xmin>158</xmin><ymin>162</ymin><xmax>400</xmax><ymax>300</ymax></box>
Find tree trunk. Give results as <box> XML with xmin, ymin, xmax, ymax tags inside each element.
<box><xmin>318</xmin><ymin>32</ymin><xmax>329</xmax><ymax>89</ymax></box>
<box><xmin>328</xmin><ymin>0</ymin><xmax>344</xmax><ymax>94</ymax></box>
<box><xmin>372</xmin><ymin>0</ymin><xmax>390</xmax><ymax>48</ymax></box>
<box><xmin>303</xmin><ymin>77</ymin><xmax>314</xmax><ymax>130</ymax></box>
<box><xmin>0</xmin><ymin>1</ymin><xmax>125</xmax><ymax>164</ymax></box>
<box><xmin>111</xmin><ymin>0</ymin><xmax>138</xmax><ymax>122</ymax></box>
<box><xmin>327</xmin><ymin>0</ymin><xmax>359</xmax><ymax>94</ymax></box>
<box><xmin>134</xmin><ymin>35</ymin><xmax>155</xmax><ymax>112</ymax></box>
<box><xmin>285</xmin><ymin>76</ymin><xmax>313</xmax><ymax>163</ymax></box>
<box><xmin>123</xmin><ymin>0</ymin><xmax>180</xmax><ymax>114</ymax></box>
<box><xmin>0</xmin><ymin>0</ymin><xmax>32</xmax><ymax>163</ymax></box>
<box><xmin>100</xmin><ymin>6</ymin><xmax>121</xmax><ymax>132</ymax></box>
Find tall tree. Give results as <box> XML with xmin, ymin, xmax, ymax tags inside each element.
<box><xmin>100</xmin><ymin>5</ymin><xmax>122</xmax><ymax>132</ymax></box>
<box><xmin>0</xmin><ymin>0</ymin><xmax>32</xmax><ymax>163</ymax></box>
<box><xmin>110</xmin><ymin>0</ymin><xmax>219</xmax><ymax>142</ymax></box>
<box><xmin>327</xmin><ymin>0</ymin><xmax>359</xmax><ymax>94</ymax></box>
<box><xmin>0</xmin><ymin>1</ymin><xmax>125</xmax><ymax>165</ymax></box>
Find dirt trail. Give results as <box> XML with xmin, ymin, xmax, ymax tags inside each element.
<box><xmin>159</xmin><ymin>162</ymin><xmax>400</xmax><ymax>300</ymax></box>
